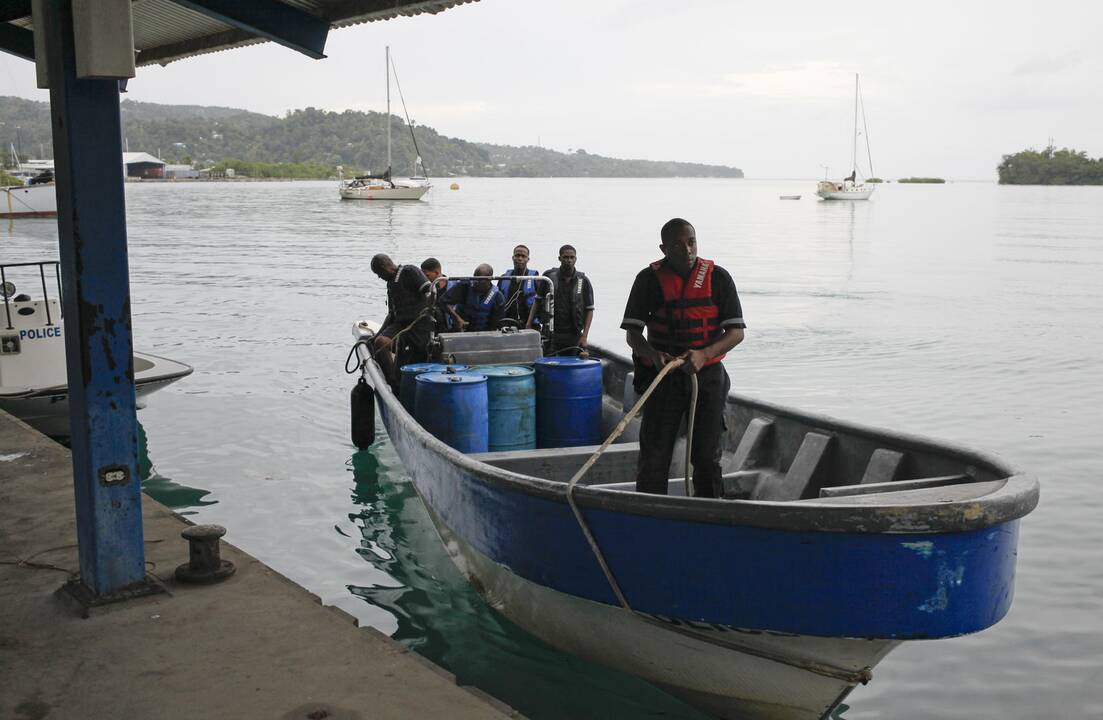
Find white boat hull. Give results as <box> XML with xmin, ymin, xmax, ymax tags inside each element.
<box><xmin>429</xmin><ymin>503</ymin><xmax>896</xmax><ymax>720</ymax></box>
<box><xmin>816</xmin><ymin>182</ymin><xmax>874</xmax><ymax>201</ymax></box>
<box><xmin>1</xmin><ymin>183</ymin><xmax>57</xmax><ymax>218</ymax></box>
<box><xmin>0</xmin><ymin>351</ymin><xmax>193</xmax><ymax>438</ymax></box>
<box><xmin>339</xmin><ymin>183</ymin><xmax>429</xmax><ymax>201</ymax></box>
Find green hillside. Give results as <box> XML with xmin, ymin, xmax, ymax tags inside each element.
<box><xmin>0</xmin><ymin>96</ymin><xmax>743</xmax><ymax>179</ymax></box>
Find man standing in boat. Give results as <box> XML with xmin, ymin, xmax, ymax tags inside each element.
<box><xmin>498</xmin><ymin>245</ymin><xmax>540</xmax><ymax>329</ymax></box>
<box><xmin>420</xmin><ymin>257</ymin><xmax>456</xmax><ymax>333</ymax></box>
<box><xmin>370</xmin><ymin>253</ymin><xmax>435</xmax><ymax>386</ymax></box>
<box><xmin>533</xmin><ymin>244</ymin><xmax>594</xmax><ymax>357</ymax></box>
<box><xmin>621</xmin><ymin>218</ymin><xmax>745</xmax><ymax>498</ymax></box>
<box><xmin>442</xmin><ymin>264</ymin><xmax>507</xmax><ymax>332</ymax></box>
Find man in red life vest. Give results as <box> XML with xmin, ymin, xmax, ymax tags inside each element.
<box><xmin>621</xmin><ymin>218</ymin><xmax>746</xmax><ymax>497</ymax></box>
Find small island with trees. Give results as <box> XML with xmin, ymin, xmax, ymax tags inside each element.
<box><xmin>998</xmin><ymin>146</ymin><xmax>1103</xmax><ymax>185</ymax></box>
<box><xmin>897</xmin><ymin>177</ymin><xmax>945</xmax><ymax>184</ymax></box>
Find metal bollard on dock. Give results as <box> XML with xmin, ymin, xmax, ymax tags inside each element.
<box><xmin>175</xmin><ymin>524</ymin><xmax>236</xmax><ymax>584</ymax></box>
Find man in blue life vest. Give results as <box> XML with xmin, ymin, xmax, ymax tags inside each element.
<box><xmin>498</xmin><ymin>244</ymin><xmax>540</xmax><ymax>329</ymax></box>
<box><xmin>421</xmin><ymin>257</ymin><xmax>457</xmax><ymax>333</ymax></box>
<box><xmin>621</xmin><ymin>218</ymin><xmax>746</xmax><ymax>498</ymax></box>
<box><xmin>533</xmin><ymin>244</ymin><xmax>595</xmax><ymax>356</ymax></box>
<box><xmin>442</xmin><ymin>263</ymin><xmax>507</xmax><ymax>332</ymax></box>
<box><xmin>371</xmin><ymin>253</ymin><xmax>435</xmax><ymax>386</ymax></box>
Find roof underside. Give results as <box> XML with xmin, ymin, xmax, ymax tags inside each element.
<box><xmin>1</xmin><ymin>0</ymin><xmax>478</xmax><ymax>67</ymax></box>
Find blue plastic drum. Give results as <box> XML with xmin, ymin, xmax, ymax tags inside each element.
<box><xmin>477</xmin><ymin>366</ymin><xmax>536</xmax><ymax>452</ymax></box>
<box><xmin>399</xmin><ymin>363</ymin><xmax>468</xmax><ymax>412</ymax></box>
<box><xmin>414</xmin><ymin>372</ymin><xmax>489</xmax><ymax>453</ymax></box>
<box><xmin>534</xmin><ymin>357</ymin><xmax>603</xmax><ymax>448</ymax></box>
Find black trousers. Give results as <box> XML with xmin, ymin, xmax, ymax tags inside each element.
<box><xmin>378</xmin><ymin>316</ymin><xmax>433</xmax><ymax>388</ymax></box>
<box><xmin>549</xmin><ymin>332</ymin><xmax>582</xmax><ymax>356</ymax></box>
<box><xmin>636</xmin><ymin>362</ymin><xmax>730</xmax><ymax>498</ymax></box>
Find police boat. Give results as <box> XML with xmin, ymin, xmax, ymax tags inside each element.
<box><xmin>348</xmin><ymin>284</ymin><xmax>1038</xmax><ymax>720</ymax></box>
<box><xmin>0</xmin><ymin>261</ymin><xmax>192</xmax><ymax>438</ymax></box>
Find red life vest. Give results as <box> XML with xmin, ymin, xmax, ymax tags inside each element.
<box><xmin>645</xmin><ymin>257</ymin><xmax>726</xmax><ymax>366</ymax></box>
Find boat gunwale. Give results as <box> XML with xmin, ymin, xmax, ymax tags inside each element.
<box><xmin>362</xmin><ymin>337</ymin><xmax>1038</xmax><ymax>534</ymax></box>
<box><xmin>0</xmin><ymin>351</ymin><xmax>193</xmax><ymax>399</ymax></box>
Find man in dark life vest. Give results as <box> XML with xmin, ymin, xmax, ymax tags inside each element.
<box><xmin>370</xmin><ymin>253</ymin><xmax>435</xmax><ymax>387</ymax></box>
<box><xmin>498</xmin><ymin>244</ymin><xmax>540</xmax><ymax>328</ymax></box>
<box><xmin>442</xmin><ymin>263</ymin><xmax>507</xmax><ymax>332</ymax></box>
<box><xmin>421</xmin><ymin>257</ymin><xmax>457</xmax><ymax>333</ymax></box>
<box><xmin>533</xmin><ymin>244</ymin><xmax>595</xmax><ymax>356</ymax></box>
<box><xmin>620</xmin><ymin>218</ymin><xmax>745</xmax><ymax>498</ymax></box>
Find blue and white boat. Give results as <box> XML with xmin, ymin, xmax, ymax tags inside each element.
<box><xmin>1</xmin><ymin>261</ymin><xmax>192</xmax><ymax>438</ymax></box>
<box><xmin>351</xmin><ymin>321</ymin><xmax>1038</xmax><ymax>720</ymax></box>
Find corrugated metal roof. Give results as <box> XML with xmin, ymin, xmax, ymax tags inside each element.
<box><xmin>122</xmin><ymin>152</ymin><xmax>165</xmax><ymax>165</ymax></box>
<box><xmin>4</xmin><ymin>0</ymin><xmax>479</xmax><ymax>67</ymax></box>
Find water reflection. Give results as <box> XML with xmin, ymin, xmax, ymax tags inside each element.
<box><xmin>138</xmin><ymin>421</ymin><xmax>215</xmax><ymax>514</ymax></box>
<box><xmin>345</xmin><ymin>449</ymin><xmax>711</xmax><ymax>720</ymax></box>
<box><xmin>816</xmin><ymin>197</ymin><xmax>862</xmax><ymax>281</ymax></box>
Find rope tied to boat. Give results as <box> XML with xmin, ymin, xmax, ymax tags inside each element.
<box><xmin>344</xmin><ymin>307</ymin><xmax>434</xmax><ymax>382</ymax></box>
<box><xmin>386</xmin><ymin>307</ymin><xmax>434</xmax><ymax>352</ymax></box>
<box><xmin>564</xmin><ymin>357</ymin><xmax>697</xmax><ymax>611</ymax></box>
<box><xmin>344</xmin><ymin>338</ymin><xmax>374</xmax><ymax>375</ymax></box>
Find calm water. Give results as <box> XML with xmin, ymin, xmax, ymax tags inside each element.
<box><xmin>4</xmin><ymin>178</ymin><xmax>1101</xmax><ymax>719</ymax></box>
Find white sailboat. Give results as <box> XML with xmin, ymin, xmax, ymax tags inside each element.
<box><xmin>2</xmin><ymin>144</ymin><xmax>57</xmax><ymax>219</ymax></box>
<box><xmin>339</xmin><ymin>47</ymin><xmax>430</xmax><ymax>201</ymax></box>
<box><xmin>817</xmin><ymin>74</ymin><xmax>875</xmax><ymax>201</ymax></box>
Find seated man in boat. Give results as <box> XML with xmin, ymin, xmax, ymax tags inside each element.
<box><xmin>533</xmin><ymin>244</ymin><xmax>594</xmax><ymax>357</ymax></box>
<box><xmin>621</xmin><ymin>218</ymin><xmax>746</xmax><ymax>498</ymax></box>
<box><xmin>497</xmin><ymin>244</ymin><xmax>540</xmax><ymax>330</ymax></box>
<box><xmin>420</xmin><ymin>257</ymin><xmax>457</xmax><ymax>333</ymax></box>
<box><xmin>370</xmin><ymin>253</ymin><xmax>435</xmax><ymax>386</ymax></box>
<box><xmin>442</xmin><ymin>264</ymin><xmax>506</xmax><ymax>332</ymax></box>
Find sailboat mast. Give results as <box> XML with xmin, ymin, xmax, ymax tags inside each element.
<box><xmin>860</xmin><ymin>76</ymin><xmax>874</xmax><ymax>179</ymax></box>
<box><xmin>386</xmin><ymin>46</ymin><xmax>392</xmax><ymax>176</ymax></box>
<box><xmin>851</xmin><ymin>74</ymin><xmax>859</xmax><ymax>175</ymax></box>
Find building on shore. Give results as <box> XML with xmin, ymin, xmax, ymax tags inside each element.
<box><xmin>122</xmin><ymin>152</ymin><xmax>164</xmax><ymax>179</ymax></box>
<box><xmin>164</xmin><ymin>164</ymin><xmax>198</xmax><ymax>179</ymax></box>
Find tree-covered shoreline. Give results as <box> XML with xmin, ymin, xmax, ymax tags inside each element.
<box><xmin>998</xmin><ymin>146</ymin><xmax>1103</xmax><ymax>185</ymax></box>
<box><xmin>0</xmin><ymin>96</ymin><xmax>743</xmax><ymax>179</ymax></box>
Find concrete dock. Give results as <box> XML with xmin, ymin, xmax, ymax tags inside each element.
<box><xmin>0</xmin><ymin>410</ymin><xmax>518</xmax><ymax>719</ymax></box>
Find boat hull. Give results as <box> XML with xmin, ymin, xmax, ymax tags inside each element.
<box><xmin>339</xmin><ymin>184</ymin><xmax>429</xmax><ymax>201</ymax></box>
<box><xmin>0</xmin><ymin>351</ymin><xmax>192</xmax><ymax>438</ymax></box>
<box><xmin>816</xmin><ymin>182</ymin><xmax>873</xmax><ymax>201</ymax></box>
<box><xmin>1</xmin><ymin>183</ymin><xmax>57</xmax><ymax>218</ymax></box>
<box><xmin>358</xmin><ymin>332</ymin><xmax>1037</xmax><ymax>719</ymax></box>
<box><xmin>428</xmin><ymin>500</ymin><xmax>896</xmax><ymax>720</ymax></box>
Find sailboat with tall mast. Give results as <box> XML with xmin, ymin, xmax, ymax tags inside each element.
<box><xmin>2</xmin><ymin>143</ymin><xmax>57</xmax><ymax>219</ymax></box>
<box><xmin>339</xmin><ymin>46</ymin><xmax>430</xmax><ymax>201</ymax></box>
<box><xmin>817</xmin><ymin>74</ymin><xmax>874</xmax><ymax>201</ymax></box>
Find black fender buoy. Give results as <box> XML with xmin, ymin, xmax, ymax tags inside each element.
<box><xmin>351</xmin><ymin>377</ymin><xmax>376</xmax><ymax>449</ymax></box>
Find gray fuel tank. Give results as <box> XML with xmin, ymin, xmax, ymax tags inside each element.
<box><xmin>432</xmin><ymin>329</ymin><xmax>543</xmax><ymax>365</ymax></box>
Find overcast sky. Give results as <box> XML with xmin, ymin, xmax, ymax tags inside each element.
<box><xmin>1</xmin><ymin>0</ymin><xmax>1100</xmax><ymax>179</ymax></box>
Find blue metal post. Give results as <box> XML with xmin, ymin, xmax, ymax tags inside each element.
<box><xmin>41</xmin><ymin>0</ymin><xmax>147</xmax><ymax>597</ymax></box>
